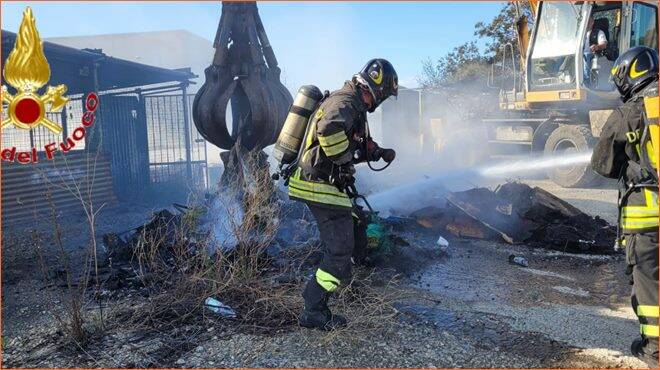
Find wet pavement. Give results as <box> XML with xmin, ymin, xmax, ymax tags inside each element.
<box><xmin>391</xmin><ymin>179</ymin><xmax>647</xmax><ymax>368</ymax></box>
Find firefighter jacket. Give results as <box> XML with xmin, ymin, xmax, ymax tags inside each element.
<box><xmin>288</xmin><ymin>80</ymin><xmax>368</xmax><ymax>209</ymax></box>
<box><xmin>591</xmin><ymin>80</ymin><xmax>659</xmax><ymax>234</ymax></box>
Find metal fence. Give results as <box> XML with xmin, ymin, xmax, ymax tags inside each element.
<box><xmin>1</xmin><ymin>95</ymin><xmax>87</xmax><ymax>152</ymax></box>
<box><xmin>1</xmin><ymin>151</ymin><xmax>116</xmax><ymax>224</ymax></box>
<box><xmin>2</xmin><ymin>87</ymin><xmax>208</xmax><ymax>219</ymax></box>
<box><xmin>144</xmin><ymin>94</ymin><xmax>208</xmax><ymax>191</ymax></box>
<box><xmin>91</xmin><ymin>94</ymin><xmax>151</xmax><ymax>198</ymax></box>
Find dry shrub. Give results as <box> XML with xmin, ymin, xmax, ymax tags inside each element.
<box><xmin>316</xmin><ymin>269</ymin><xmax>405</xmax><ymax>345</ymax></box>
<box><xmin>21</xmin><ymin>148</ymin><xmax>111</xmax><ymax>346</ymax></box>
<box><xmin>119</xmin><ymin>150</ymin><xmax>300</xmax><ymax>334</ymax></box>
<box><xmin>44</xmin><ymin>193</ymin><xmax>92</xmax><ymax>344</ymax></box>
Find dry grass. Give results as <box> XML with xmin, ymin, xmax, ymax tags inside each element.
<box><xmin>114</xmin><ymin>150</ymin><xmax>300</xmax><ymax>335</ymax></box>
<box><xmin>8</xmin><ymin>148</ymin><xmax>405</xmax><ymax>366</ymax></box>
<box><xmin>314</xmin><ymin>268</ymin><xmax>405</xmax><ymax>345</ymax></box>
<box><xmin>47</xmin><ymin>192</ymin><xmax>95</xmax><ymax>344</ymax></box>
<box><xmin>112</xmin><ymin>150</ymin><xmax>404</xmax><ymax>342</ymax></box>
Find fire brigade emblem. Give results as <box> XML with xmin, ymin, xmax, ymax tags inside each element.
<box><xmin>1</xmin><ymin>7</ymin><xmax>68</xmax><ymax>134</ymax></box>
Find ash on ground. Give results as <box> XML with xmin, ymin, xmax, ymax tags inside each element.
<box><xmin>1</xmin><ymin>180</ymin><xmax>647</xmax><ymax>368</ymax></box>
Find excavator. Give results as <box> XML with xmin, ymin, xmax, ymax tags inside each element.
<box><xmin>486</xmin><ymin>0</ymin><xmax>658</xmax><ymax>187</ymax></box>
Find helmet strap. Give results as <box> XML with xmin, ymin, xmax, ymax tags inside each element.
<box><xmin>354</xmin><ymin>74</ymin><xmax>378</xmax><ymax>107</ymax></box>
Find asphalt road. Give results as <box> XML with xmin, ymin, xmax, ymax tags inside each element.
<box><xmin>401</xmin><ymin>178</ymin><xmax>646</xmax><ymax>368</ymax></box>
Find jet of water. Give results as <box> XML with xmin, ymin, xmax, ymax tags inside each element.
<box><xmin>479</xmin><ymin>151</ymin><xmax>593</xmax><ymax>177</ymax></box>
<box><xmin>365</xmin><ymin>151</ymin><xmax>594</xmax><ymax>215</ymax></box>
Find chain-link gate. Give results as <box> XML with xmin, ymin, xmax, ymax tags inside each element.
<box><xmin>2</xmin><ymin>89</ymin><xmax>209</xmax><ymax>205</ymax></box>
<box><xmin>144</xmin><ymin>94</ymin><xmax>208</xmax><ymax>192</ymax></box>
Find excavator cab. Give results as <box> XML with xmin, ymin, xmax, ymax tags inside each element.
<box><xmin>525</xmin><ymin>1</ymin><xmax>658</xmax><ymax>108</ymax></box>
<box><xmin>528</xmin><ymin>2</ymin><xmax>621</xmax><ymax>93</ymax></box>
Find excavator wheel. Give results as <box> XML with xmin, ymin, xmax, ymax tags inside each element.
<box><xmin>543</xmin><ymin>125</ymin><xmax>601</xmax><ymax>188</ymax></box>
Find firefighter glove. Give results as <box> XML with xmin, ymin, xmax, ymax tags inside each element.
<box><xmin>380</xmin><ymin>148</ymin><xmax>396</xmax><ymax>163</ymax></box>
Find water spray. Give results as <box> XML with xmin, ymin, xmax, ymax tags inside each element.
<box><xmin>363</xmin><ymin>151</ymin><xmax>594</xmax><ymax>215</ymax></box>
<box><xmin>479</xmin><ymin>151</ymin><xmax>593</xmax><ymax>177</ymax></box>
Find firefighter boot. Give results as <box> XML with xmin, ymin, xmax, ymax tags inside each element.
<box><xmin>631</xmin><ymin>338</ymin><xmax>659</xmax><ymax>368</ymax></box>
<box><xmin>299</xmin><ymin>279</ymin><xmax>347</xmax><ymax>331</ymax></box>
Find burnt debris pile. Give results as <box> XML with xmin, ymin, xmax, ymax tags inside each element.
<box><xmin>100</xmin><ymin>205</ymin><xmax>203</xmax><ymax>290</ymax></box>
<box><xmin>410</xmin><ymin>182</ymin><xmax>616</xmax><ymax>254</ymax></box>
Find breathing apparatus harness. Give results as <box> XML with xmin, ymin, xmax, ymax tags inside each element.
<box><xmin>274</xmin><ymin>94</ymin><xmax>391</xmax><ymax>214</ymax></box>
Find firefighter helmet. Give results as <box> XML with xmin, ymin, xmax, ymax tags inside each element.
<box><xmin>611</xmin><ymin>46</ymin><xmax>659</xmax><ymax>102</ymax></box>
<box><xmin>354</xmin><ymin>58</ymin><xmax>398</xmax><ymax>112</ymax></box>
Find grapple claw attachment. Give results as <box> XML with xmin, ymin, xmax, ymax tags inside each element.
<box><xmin>192</xmin><ymin>2</ymin><xmax>293</xmax><ymax>152</ymax></box>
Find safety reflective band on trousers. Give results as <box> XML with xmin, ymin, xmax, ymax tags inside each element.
<box><xmin>288</xmin><ymin>169</ymin><xmax>352</xmax><ymax>208</ymax></box>
<box><xmin>637</xmin><ymin>305</ymin><xmax>660</xmax><ymax>318</ymax></box>
<box><xmin>621</xmin><ymin>189</ymin><xmax>659</xmax><ymax>231</ymax></box>
<box><xmin>638</xmin><ymin>305</ymin><xmax>660</xmax><ymax>337</ymax></box>
<box><xmin>641</xmin><ymin>324</ymin><xmax>659</xmax><ymax>337</ymax></box>
<box><xmin>316</xmin><ymin>268</ymin><xmax>340</xmax><ymax>292</ymax></box>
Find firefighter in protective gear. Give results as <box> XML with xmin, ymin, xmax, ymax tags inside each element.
<box><xmin>289</xmin><ymin>58</ymin><xmax>398</xmax><ymax>330</ymax></box>
<box><xmin>591</xmin><ymin>46</ymin><xmax>659</xmax><ymax>367</ymax></box>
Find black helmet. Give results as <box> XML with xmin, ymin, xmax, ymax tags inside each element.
<box><xmin>611</xmin><ymin>46</ymin><xmax>658</xmax><ymax>102</ymax></box>
<box><xmin>354</xmin><ymin>58</ymin><xmax>398</xmax><ymax>112</ymax></box>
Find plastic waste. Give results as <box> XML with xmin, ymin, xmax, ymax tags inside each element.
<box><xmin>366</xmin><ymin>222</ymin><xmax>389</xmax><ymax>250</ymax></box>
<box><xmin>204</xmin><ymin>297</ymin><xmax>237</xmax><ymax>318</ymax></box>
<box><xmin>508</xmin><ymin>254</ymin><xmax>528</xmax><ymax>267</ymax></box>
<box><xmin>436</xmin><ymin>235</ymin><xmax>449</xmax><ymax>253</ymax></box>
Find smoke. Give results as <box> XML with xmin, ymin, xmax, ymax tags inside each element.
<box><xmin>364</xmin><ymin>168</ymin><xmax>477</xmax><ymax>216</ymax></box>
<box><xmin>202</xmin><ymin>192</ymin><xmax>243</xmax><ymax>253</ymax></box>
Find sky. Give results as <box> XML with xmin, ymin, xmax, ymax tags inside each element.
<box><xmin>0</xmin><ymin>1</ymin><xmax>505</xmax><ymax>90</ymax></box>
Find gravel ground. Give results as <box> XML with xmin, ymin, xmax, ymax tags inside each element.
<box><xmin>1</xmin><ymin>176</ymin><xmax>650</xmax><ymax>368</ymax></box>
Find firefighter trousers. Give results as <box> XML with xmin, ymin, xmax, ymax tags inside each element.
<box><xmin>302</xmin><ymin>203</ymin><xmax>367</xmax><ymax>311</ymax></box>
<box><xmin>625</xmin><ymin>232</ymin><xmax>659</xmax><ymax>354</ymax></box>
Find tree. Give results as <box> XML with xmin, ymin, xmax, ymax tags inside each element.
<box><xmin>419</xmin><ymin>1</ymin><xmax>534</xmax><ymax>90</ymax></box>
<box><xmin>474</xmin><ymin>1</ymin><xmax>533</xmax><ymax>61</ymax></box>
<box><xmin>417</xmin><ymin>41</ymin><xmax>489</xmax><ymax>89</ymax></box>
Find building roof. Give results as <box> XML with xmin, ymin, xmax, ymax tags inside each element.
<box><xmin>1</xmin><ymin>30</ymin><xmax>196</xmax><ymax>95</ymax></box>
<box><xmin>46</xmin><ymin>29</ymin><xmax>213</xmax><ymax>92</ymax></box>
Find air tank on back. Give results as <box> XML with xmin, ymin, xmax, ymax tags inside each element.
<box><xmin>273</xmin><ymin>85</ymin><xmax>324</xmax><ymax>165</ymax></box>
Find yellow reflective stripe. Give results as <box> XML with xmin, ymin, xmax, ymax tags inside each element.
<box><xmin>649</xmin><ymin>124</ymin><xmax>658</xmax><ymax>170</ymax></box>
<box><xmin>318</xmin><ymin>130</ymin><xmax>348</xmax><ymax>147</ymax></box>
<box><xmin>288</xmin><ymin>169</ymin><xmax>352</xmax><ymax>208</ymax></box>
<box><xmin>621</xmin><ymin>189</ymin><xmax>659</xmax><ymax>227</ymax></box>
<box><xmin>289</xmin><ymin>170</ymin><xmax>348</xmax><ymax>196</ymax></box>
<box><xmin>647</xmin><ymin>140</ymin><xmax>657</xmax><ymax>169</ymax></box>
<box><xmin>316</xmin><ymin>268</ymin><xmax>340</xmax><ymax>292</ymax></box>
<box><xmin>641</xmin><ymin>324</ymin><xmax>659</xmax><ymax>337</ymax></box>
<box><xmin>621</xmin><ymin>207</ymin><xmax>659</xmax><ymax>217</ymax></box>
<box><xmin>637</xmin><ymin>305</ymin><xmax>660</xmax><ymax>318</ymax></box>
<box><xmin>644</xmin><ymin>189</ymin><xmax>658</xmax><ymax>208</ymax></box>
<box><xmin>288</xmin><ymin>187</ymin><xmax>352</xmax><ymax>208</ymax></box>
<box><xmin>321</xmin><ymin>139</ymin><xmax>349</xmax><ymax>157</ymax></box>
<box><xmin>644</xmin><ymin>96</ymin><xmax>659</xmax><ymax>119</ymax></box>
<box><xmin>621</xmin><ymin>219</ymin><xmax>659</xmax><ymax>229</ymax></box>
